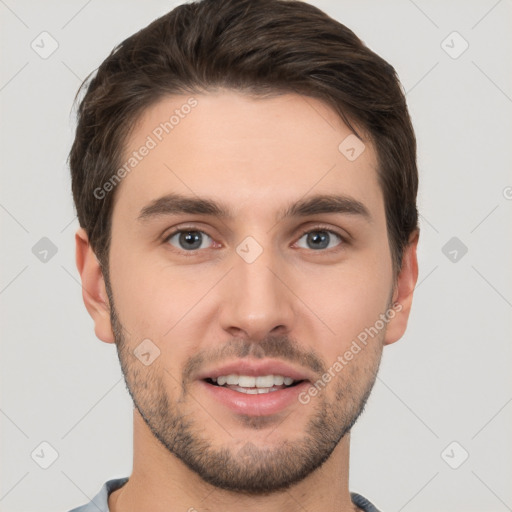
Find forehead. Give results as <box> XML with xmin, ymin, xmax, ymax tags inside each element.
<box><xmin>112</xmin><ymin>90</ymin><xmax>383</xmax><ymax>223</ymax></box>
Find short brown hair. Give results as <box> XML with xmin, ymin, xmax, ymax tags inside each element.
<box><xmin>69</xmin><ymin>0</ymin><xmax>418</xmax><ymax>275</ymax></box>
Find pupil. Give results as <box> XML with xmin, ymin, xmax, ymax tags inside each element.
<box><xmin>308</xmin><ymin>231</ymin><xmax>329</xmax><ymax>250</ymax></box>
<box><xmin>181</xmin><ymin>231</ymin><xmax>202</xmax><ymax>250</ymax></box>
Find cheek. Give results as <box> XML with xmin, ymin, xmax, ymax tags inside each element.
<box><xmin>295</xmin><ymin>258</ymin><xmax>392</xmax><ymax>357</ymax></box>
<box><xmin>304</xmin><ymin>261</ymin><xmax>392</xmax><ymax>316</ymax></box>
<box><xmin>109</xmin><ymin>246</ymin><xmax>214</xmax><ymax>344</ymax></box>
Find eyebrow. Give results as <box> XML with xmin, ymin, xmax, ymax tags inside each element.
<box><xmin>137</xmin><ymin>192</ymin><xmax>372</xmax><ymax>223</ymax></box>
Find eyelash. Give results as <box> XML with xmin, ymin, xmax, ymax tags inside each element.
<box><xmin>163</xmin><ymin>224</ymin><xmax>348</xmax><ymax>255</ymax></box>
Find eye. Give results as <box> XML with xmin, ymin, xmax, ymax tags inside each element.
<box><xmin>295</xmin><ymin>228</ymin><xmax>344</xmax><ymax>251</ymax></box>
<box><xmin>163</xmin><ymin>225</ymin><xmax>346</xmax><ymax>254</ymax></box>
<box><xmin>165</xmin><ymin>229</ymin><xmax>214</xmax><ymax>251</ymax></box>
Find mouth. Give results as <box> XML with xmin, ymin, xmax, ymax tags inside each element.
<box><xmin>196</xmin><ymin>359</ymin><xmax>314</xmax><ymax>416</ymax></box>
<box><xmin>198</xmin><ymin>362</ymin><xmax>313</xmax><ymax>416</ymax></box>
<box><xmin>204</xmin><ymin>374</ymin><xmax>307</xmax><ymax>394</ymax></box>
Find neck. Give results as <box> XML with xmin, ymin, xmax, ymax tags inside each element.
<box><xmin>109</xmin><ymin>409</ymin><xmax>361</xmax><ymax>512</ymax></box>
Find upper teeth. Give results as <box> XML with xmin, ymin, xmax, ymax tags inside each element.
<box><xmin>213</xmin><ymin>375</ymin><xmax>295</xmax><ymax>387</ymax></box>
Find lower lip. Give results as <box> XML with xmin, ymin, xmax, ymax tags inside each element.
<box><xmin>199</xmin><ymin>380</ymin><xmax>310</xmax><ymax>416</ymax></box>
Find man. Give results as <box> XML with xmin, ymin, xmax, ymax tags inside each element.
<box><xmin>68</xmin><ymin>0</ymin><xmax>419</xmax><ymax>510</ymax></box>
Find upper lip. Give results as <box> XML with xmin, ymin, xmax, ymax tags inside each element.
<box><xmin>196</xmin><ymin>359</ymin><xmax>314</xmax><ymax>382</ymax></box>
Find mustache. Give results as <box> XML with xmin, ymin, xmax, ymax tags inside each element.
<box><xmin>182</xmin><ymin>334</ymin><xmax>326</xmax><ymax>382</ymax></box>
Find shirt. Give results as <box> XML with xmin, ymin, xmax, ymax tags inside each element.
<box><xmin>67</xmin><ymin>477</ymin><xmax>382</xmax><ymax>512</ymax></box>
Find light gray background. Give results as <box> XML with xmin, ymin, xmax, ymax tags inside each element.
<box><xmin>1</xmin><ymin>1</ymin><xmax>511</xmax><ymax>511</ymax></box>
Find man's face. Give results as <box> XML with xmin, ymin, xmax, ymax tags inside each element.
<box><xmin>104</xmin><ymin>91</ymin><xmax>398</xmax><ymax>493</ymax></box>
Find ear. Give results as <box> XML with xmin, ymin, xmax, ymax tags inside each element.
<box><xmin>383</xmin><ymin>229</ymin><xmax>419</xmax><ymax>346</ymax></box>
<box><xmin>75</xmin><ymin>227</ymin><xmax>115</xmax><ymax>344</ymax></box>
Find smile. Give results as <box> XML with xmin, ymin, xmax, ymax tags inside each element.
<box><xmin>206</xmin><ymin>374</ymin><xmax>304</xmax><ymax>394</ymax></box>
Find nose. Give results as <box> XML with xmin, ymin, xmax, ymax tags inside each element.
<box><xmin>218</xmin><ymin>241</ymin><xmax>296</xmax><ymax>341</ymax></box>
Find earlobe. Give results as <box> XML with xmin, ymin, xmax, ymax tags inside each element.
<box><xmin>75</xmin><ymin>228</ymin><xmax>115</xmax><ymax>344</ymax></box>
<box><xmin>383</xmin><ymin>229</ymin><xmax>420</xmax><ymax>346</ymax></box>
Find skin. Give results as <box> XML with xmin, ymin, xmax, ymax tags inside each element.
<box><xmin>76</xmin><ymin>90</ymin><xmax>419</xmax><ymax>512</ymax></box>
